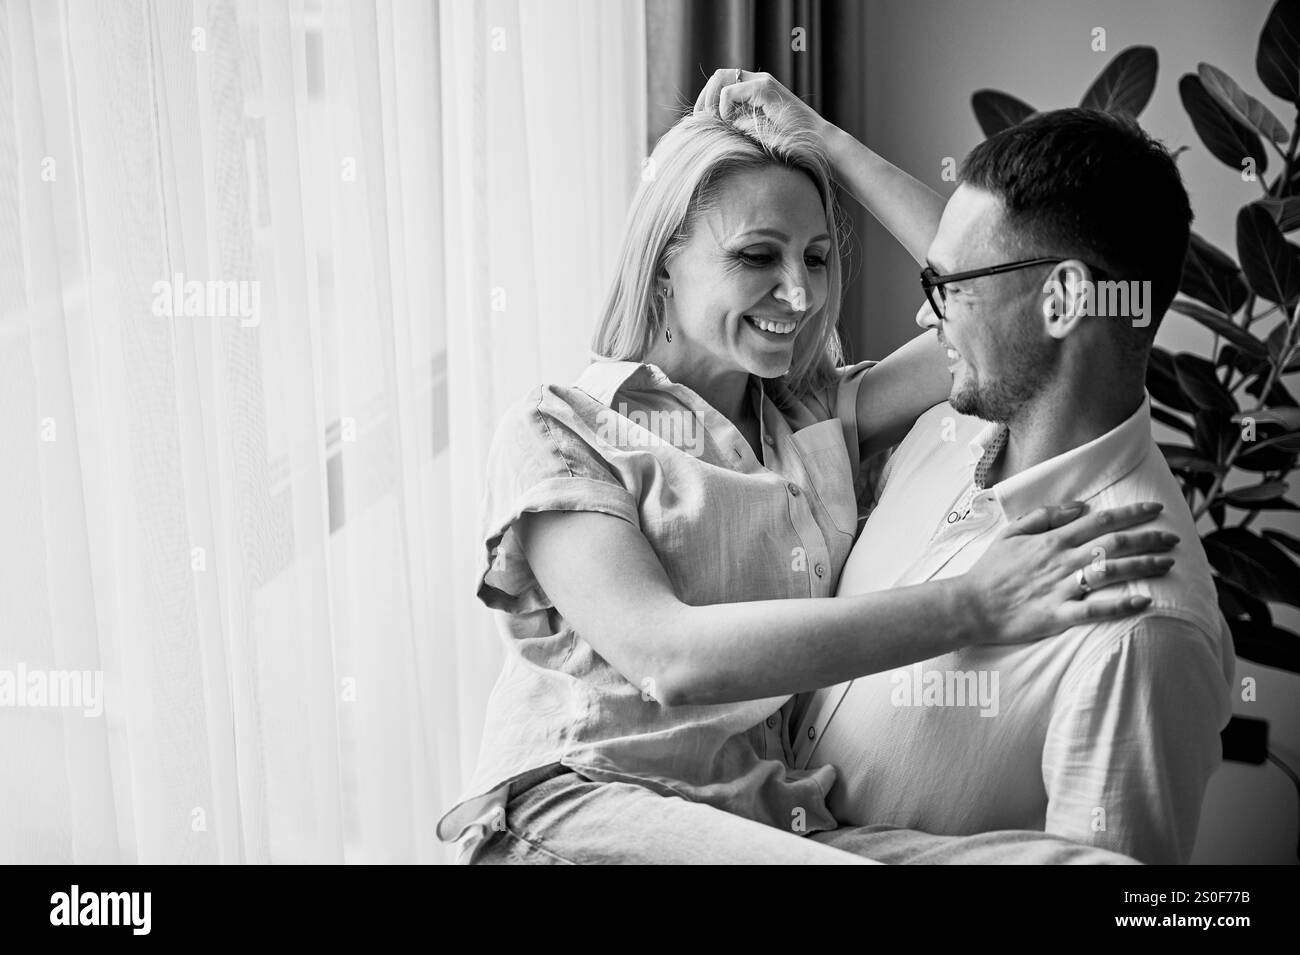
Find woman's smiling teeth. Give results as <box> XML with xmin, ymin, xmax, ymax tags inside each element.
<box><xmin>745</xmin><ymin>315</ymin><xmax>797</xmax><ymax>335</ymax></box>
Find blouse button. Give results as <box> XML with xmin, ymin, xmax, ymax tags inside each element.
<box><xmin>763</xmin><ymin>434</ymin><xmax>775</xmax><ymax>446</ymax></box>
<box><xmin>765</xmin><ymin>715</ymin><xmax>777</xmax><ymax>729</ymax></box>
<box><xmin>814</xmin><ymin>563</ymin><xmax>825</xmax><ymax>578</ymax></box>
<box><xmin>807</xmin><ymin>726</ymin><xmax>816</xmax><ymax>740</ymax></box>
<box><xmin>787</xmin><ymin>483</ymin><xmax>800</xmax><ymax>497</ymax></box>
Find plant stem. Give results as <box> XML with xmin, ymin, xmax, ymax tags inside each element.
<box><xmin>1242</xmin><ymin>294</ymin><xmax>1258</xmax><ymax>332</ymax></box>
<box><xmin>1284</xmin><ymin>117</ymin><xmax>1298</xmax><ymax>167</ymax></box>
<box><xmin>1253</xmin><ymin>302</ymin><xmax>1282</xmax><ymax>324</ymax></box>
<box><xmin>1223</xmin><ymin>297</ymin><xmax>1255</xmax><ymax>390</ymax></box>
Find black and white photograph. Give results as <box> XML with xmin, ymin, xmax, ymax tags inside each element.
<box><xmin>1</xmin><ymin>0</ymin><xmax>1297</xmax><ymax>906</ymax></box>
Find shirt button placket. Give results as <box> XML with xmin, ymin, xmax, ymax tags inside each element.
<box><xmin>786</xmin><ymin>480</ymin><xmax>831</xmax><ymax>596</ymax></box>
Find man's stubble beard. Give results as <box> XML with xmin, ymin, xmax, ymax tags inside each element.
<box><xmin>949</xmin><ymin>332</ymin><xmax>1059</xmax><ymax>424</ymax></box>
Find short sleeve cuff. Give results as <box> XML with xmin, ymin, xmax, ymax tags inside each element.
<box><xmin>478</xmin><ymin>476</ymin><xmax>640</xmax><ymax>613</ymax></box>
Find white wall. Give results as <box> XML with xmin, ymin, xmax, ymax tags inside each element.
<box><xmin>858</xmin><ymin>0</ymin><xmax>1299</xmax><ymax>864</ymax></box>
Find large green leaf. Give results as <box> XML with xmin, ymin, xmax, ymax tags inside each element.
<box><xmin>1204</xmin><ymin>526</ymin><xmax>1300</xmax><ymax>606</ymax></box>
<box><xmin>1147</xmin><ymin>346</ymin><xmax>1196</xmax><ymax>413</ymax></box>
<box><xmin>1233</xmin><ymin>406</ymin><xmax>1300</xmax><ymax>428</ymax></box>
<box><xmin>1198</xmin><ymin>63</ymin><xmax>1289</xmax><ymax>143</ymax></box>
<box><xmin>1229</xmin><ymin>618</ymin><xmax>1300</xmax><ymax>671</ymax></box>
<box><xmin>1257</xmin><ymin>0</ymin><xmax>1300</xmax><ymax>104</ymax></box>
<box><xmin>1237</xmin><ymin>203</ymin><xmax>1300</xmax><ymax>304</ymax></box>
<box><xmin>1151</xmin><ymin>405</ymin><xmax>1195</xmax><ymax>436</ymax></box>
<box><xmin>1080</xmin><ymin>46</ymin><xmax>1158</xmax><ymax>116</ymax></box>
<box><xmin>1228</xmin><ymin>497</ymin><xmax>1298</xmax><ymax>509</ymax></box>
<box><xmin>1158</xmin><ymin>443</ymin><xmax>1224</xmax><ymax>474</ymax></box>
<box><xmin>1179</xmin><ymin>232</ymin><xmax>1250</xmax><ymax>315</ymax></box>
<box><xmin>1180</xmin><ymin>73</ymin><xmax>1270</xmax><ymax>175</ymax></box>
<box><xmin>1174</xmin><ymin>353</ymin><xmax>1239</xmax><ymax>413</ymax></box>
<box><xmin>1236</xmin><ymin>445</ymin><xmax>1300</xmax><ymax>472</ymax></box>
<box><xmin>1234</xmin><ymin>404</ymin><xmax>1300</xmax><ymax>467</ymax></box>
<box><xmin>1222</xmin><ymin>480</ymin><xmax>1290</xmax><ymax>505</ymax></box>
<box><xmin>1263</xmin><ymin>528</ymin><xmax>1300</xmax><ymax>559</ymax></box>
<box><xmin>971</xmin><ymin>90</ymin><xmax>1035</xmax><ymax>138</ymax></box>
<box><xmin>1266</xmin><ymin>321</ymin><xmax>1289</xmax><ymax>362</ymax></box>
<box><xmin>1246</xmin><ymin>374</ymin><xmax>1298</xmax><ymax>406</ymax></box>
<box><xmin>1216</xmin><ymin>343</ymin><xmax>1271</xmax><ymax>379</ymax></box>
<box><xmin>1190</xmin><ymin>468</ymin><xmax>1219</xmax><ymax>494</ymax></box>
<box><xmin>1195</xmin><ymin>409</ymin><xmax>1236</xmax><ymax>463</ymax></box>
<box><xmin>1215</xmin><ymin>575</ymin><xmax>1273</xmax><ymax>625</ymax></box>
<box><xmin>1254</xmin><ymin>197</ymin><xmax>1300</xmax><ymax>232</ymax></box>
<box><xmin>1168</xmin><ymin>299</ymin><xmax>1270</xmax><ymax>358</ymax></box>
<box><xmin>1264</xmin><ymin>322</ymin><xmax>1299</xmax><ymax>371</ymax></box>
<box><xmin>1239</xmin><ymin>429</ymin><xmax>1300</xmax><ymax>454</ymax></box>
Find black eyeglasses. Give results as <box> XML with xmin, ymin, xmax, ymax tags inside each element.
<box><xmin>920</xmin><ymin>257</ymin><xmax>1061</xmax><ymax>320</ymax></box>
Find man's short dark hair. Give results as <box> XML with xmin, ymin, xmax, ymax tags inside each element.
<box><xmin>959</xmin><ymin>107</ymin><xmax>1192</xmax><ymax>353</ymax></box>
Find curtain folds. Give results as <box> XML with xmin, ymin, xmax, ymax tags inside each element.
<box><xmin>0</xmin><ymin>0</ymin><xmax>645</xmax><ymax>864</ymax></box>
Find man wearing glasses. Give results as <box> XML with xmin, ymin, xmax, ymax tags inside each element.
<box><xmin>793</xmin><ymin>108</ymin><xmax>1234</xmax><ymax>865</ymax></box>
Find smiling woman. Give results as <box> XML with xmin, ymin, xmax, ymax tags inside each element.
<box><xmin>593</xmin><ymin>107</ymin><xmax>846</xmax><ymax>401</ymax></box>
<box><xmin>592</xmin><ymin>108</ymin><xmax>844</xmax><ymax>454</ymax></box>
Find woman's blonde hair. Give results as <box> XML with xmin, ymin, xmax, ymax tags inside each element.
<box><xmin>592</xmin><ymin>106</ymin><xmax>847</xmax><ymax>396</ymax></box>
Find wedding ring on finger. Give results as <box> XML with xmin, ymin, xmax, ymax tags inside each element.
<box><xmin>1077</xmin><ymin>566</ymin><xmax>1094</xmax><ymax>598</ymax></box>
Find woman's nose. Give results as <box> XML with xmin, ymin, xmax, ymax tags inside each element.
<box><xmin>775</xmin><ymin>263</ymin><xmax>811</xmax><ymax>312</ymax></box>
<box><xmin>776</xmin><ymin>285</ymin><xmax>808</xmax><ymax>312</ymax></box>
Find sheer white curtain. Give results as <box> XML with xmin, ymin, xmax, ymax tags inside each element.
<box><xmin>0</xmin><ymin>0</ymin><xmax>645</xmax><ymax>864</ymax></box>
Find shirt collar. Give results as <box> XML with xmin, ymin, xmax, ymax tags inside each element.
<box><xmin>574</xmin><ymin>359</ymin><xmax>770</xmax><ymax>416</ymax></box>
<box><xmin>573</xmin><ymin>360</ymin><xmax>667</xmax><ymax>407</ymax></box>
<box><xmin>966</xmin><ymin>394</ymin><xmax>1154</xmax><ymax>520</ymax></box>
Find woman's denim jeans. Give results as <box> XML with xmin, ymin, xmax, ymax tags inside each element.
<box><xmin>471</xmin><ymin>769</ymin><xmax>1139</xmax><ymax>865</ymax></box>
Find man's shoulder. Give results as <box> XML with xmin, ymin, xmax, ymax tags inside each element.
<box><xmin>1074</xmin><ymin>452</ymin><xmax>1234</xmax><ymax>678</ymax></box>
<box><xmin>1053</xmin><ymin>609</ymin><xmax>1235</xmax><ymax>720</ymax></box>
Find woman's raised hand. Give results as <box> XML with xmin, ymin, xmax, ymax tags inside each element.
<box><xmin>694</xmin><ymin>68</ymin><xmax>945</xmax><ymax>265</ymax></box>
<box><xmin>694</xmin><ymin>68</ymin><xmax>832</xmax><ymax>141</ymax></box>
<box><xmin>962</xmin><ymin>501</ymin><xmax>1178</xmax><ymax>646</ymax></box>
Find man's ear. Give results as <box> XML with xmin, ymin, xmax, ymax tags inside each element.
<box><xmin>1039</xmin><ymin>259</ymin><xmax>1093</xmax><ymax>340</ymax></box>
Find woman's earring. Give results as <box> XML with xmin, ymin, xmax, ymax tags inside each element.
<box><xmin>665</xmin><ymin>324</ymin><xmax>672</xmax><ymax>343</ymax></box>
<box><xmin>661</xmin><ymin>286</ymin><xmax>673</xmax><ymax>342</ymax></box>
